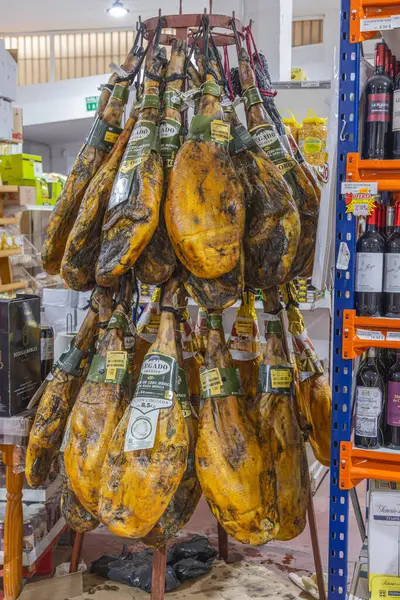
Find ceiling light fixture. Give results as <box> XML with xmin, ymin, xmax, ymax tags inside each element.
<box><xmin>107</xmin><ymin>0</ymin><xmax>129</xmax><ymax>17</ymax></box>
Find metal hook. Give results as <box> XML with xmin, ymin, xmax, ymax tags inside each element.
<box><xmin>340</xmin><ymin>118</ymin><xmax>348</xmax><ymax>141</ymax></box>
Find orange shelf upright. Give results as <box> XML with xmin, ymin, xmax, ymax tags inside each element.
<box><xmin>342</xmin><ymin>309</ymin><xmax>400</xmax><ymax>359</ymax></box>
<box><xmin>350</xmin><ymin>0</ymin><xmax>400</xmax><ymax>43</ymax></box>
<box><xmin>346</xmin><ymin>153</ymin><xmax>400</xmax><ymax>191</ymax></box>
<box><xmin>340</xmin><ymin>441</ymin><xmax>400</xmax><ymax>489</ymax></box>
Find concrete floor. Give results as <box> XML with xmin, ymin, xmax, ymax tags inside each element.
<box><xmin>68</xmin><ymin>473</ymin><xmax>366</xmax><ymax>585</ymax></box>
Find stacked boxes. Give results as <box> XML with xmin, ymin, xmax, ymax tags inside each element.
<box><xmin>0</xmin><ymin>40</ymin><xmax>17</xmax><ymax>144</ymax></box>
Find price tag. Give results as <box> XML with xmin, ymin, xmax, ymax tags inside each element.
<box><xmin>387</xmin><ymin>332</ymin><xmax>400</xmax><ymax>341</ymax></box>
<box><xmin>356</xmin><ymin>329</ymin><xmax>385</xmax><ymax>341</ymax></box>
<box><xmin>300</xmin><ymin>81</ymin><xmax>321</xmax><ymax>88</ymax></box>
<box><xmin>336</xmin><ymin>241</ymin><xmax>351</xmax><ymax>271</ymax></box>
<box><xmin>360</xmin><ymin>17</ymin><xmax>392</xmax><ymax>32</ymax></box>
<box><xmin>105</xmin><ymin>351</ymin><xmax>127</xmax><ymax>383</ymax></box>
<box><xmin>341</xmin><ymin>182</ymin><xmax>378</xmax><ymax>195</ymax></box>
<box><xmin>392</xmin><ymin>15</ymin><xmax>400</xmax><ymax>28</ymax></box>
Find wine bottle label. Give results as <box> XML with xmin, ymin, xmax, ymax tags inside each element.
<box><xmin>387</xmin><ymin>381</ymin><xmax>400</xmax><ymax>426</ymax></box>
<box><xmin>393</xmin><ymin>90</ymin><xmax>400</xmax><ymax>132</ymax></box>
<box><xmin>125</xmin><ymin>352</ymin><xmax>178</xmax><ymax>451</ymax></box>
<box><xmin>355</xmin><ymin>252</ymin><xmax>383</xmax><ymax>292</ymax></box>
<box><xmin>384</xmin><ymin>253</ymin><xmax>400</xmax><ymax>292</ymax></box>
<box><xmin>355</xmin><ymin>386</ymin><xmax>382</xmax><ymax>438</ymax></box>
<box><xmin>40</xmin><ymin>337</ymin><xmax>54</xmax><ymax>361</ymax></box>
<box><xmin>366</xmin><ymin>93</ymin><xmax>391</xmax><ymax>123</ymax></box>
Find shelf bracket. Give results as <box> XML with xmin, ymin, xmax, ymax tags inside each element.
<box><xmin>340</xmin><ymin>441</ymin><xmax>400</xmax><ymax>489</ymax></box>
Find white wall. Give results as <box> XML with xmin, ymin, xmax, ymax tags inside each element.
<box><xmin>292</xmin><ymin>0</ymin><xmax>340</xmax><ymax>81</ymax></box>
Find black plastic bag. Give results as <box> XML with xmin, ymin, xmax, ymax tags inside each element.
<box><xmin>174</xmin><ymin>558</ymin><xmax>213</xmax><ymax>582</ymax></box>
<box><xmin>130</xmin><ymin>563</ymin><xmax>180</xmax><ymax>593</ymax></box>
<box><xmin>171</xmin><ymin>535</ymin><xmax>217</xmax><ymax>564</ymax></box>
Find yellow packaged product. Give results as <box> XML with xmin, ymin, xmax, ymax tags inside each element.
<box><xmin>299</xmin><ymin>110</ymin><xmax>327</xmax><ymax>167</ymax></box>
<box><xmin>281</xmin><ymin>109</ymin><xmax>301</xmax><ymax>144</ymax></box>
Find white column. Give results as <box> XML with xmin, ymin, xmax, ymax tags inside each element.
<box><xmin>244</xmin><ymin>0</ymin><xmax>293</xmax><ymax>82</ymax></box>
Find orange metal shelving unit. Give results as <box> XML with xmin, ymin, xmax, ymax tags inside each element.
<box><xmin>340</xmin><ymin>442</ymin><xmax>400</xmax><ymax>489</ymax></box>
<box><xmin>342</xmin><ymin>309</ymin><xmax>400</xmax><ymax>358</ymax></box>
<box><xmin>346</xmin><ymin>153</ymin><xmax>400</xmax><ymax>191</ymax></box>
<box><xmin>350</xmin><ymin>0</ymin><xmax>400</xmax><ymax>43</ymax></box>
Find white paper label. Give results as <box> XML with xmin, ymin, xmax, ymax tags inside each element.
<box><xmin>360</xmin><ymin>17</ymin><xmax>392</xmax><ymax>32</ymax></box>
<box><xmin>353</xmin><ymin>202</ymin><xmax>370</xmax><ymax>216</ymax></box>
<box><xmin>337</xmin><ymin>241</ymin><xmax>351</xmax><ymax>270</ymax></box>
<box><xmin>356</xmin><ymin>415</ymin><xmax>379</xmax><ymax>438</ymax></box>
<box><xmin>384</xmin><ymin>253</ymin><xmax>400</xmax><ymax>292</ymax></box>
<box><xmin>33</xmin><ymin>162</ymin><xmax>43</xmax><ymax>177</ymax></box>
<box><xmin>355</xmin><ymin>252</ymin><xmax>383</xmax><ymax>292</ymax></box>
<box><xmin>391</xmin><ymin>14</ymin><xmax>400</xmax><ymax>28</ymax></box>
<box><xmin>300</xmin><ymin>81</ymin><xmax>320</xmax><ymax>88</ymax></box>
<box><xmin>356</xmin><ymin>329</ymin><xmax>385</xmax><ymax>341</ymax></box>
<box><xmin>355</xmin><ymin>386</ymin><xmax>382</xmax><ymax>437</ymax></box>
<box><xmin>387</xmin><ymin>331</ymin><xmax>400</xmax><ymax>341</ymax></box>
<box><xmin>393</xmin><ymin>90</ymin><xmax>400</xmax><ymax>132</ymax></box>
<box><xmin>40</xmin><ymin>337</ymin><xmax>54</xmax><ymax>360</ymax></box>
<box><xmin>124</xmin><ymin>407</ymin><xmax>159</xmax><ymax>451</ymax></box>
<box><xmin>341</xmin><ymin>182</ymin><xmax>378</xmax><ymax>195</ymax></box>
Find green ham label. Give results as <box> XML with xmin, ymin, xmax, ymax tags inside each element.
<box><xmin>257</xmin><ymin>364</ymin><xmax>294</xmax><ymax>395</ymax></box>
<box><xmin>200</xmin><ymin>367</ymin><xmax>241</xmax><ymax>399</ymax></box>
<box><xmin>54</xmin><ymin>339</ymin><xmax>87</xmax><ymax>377</ymax></box>
<box><xmin>125</xmin><ymin>352</ymin><xmax>178</xmax><ymax>451</ymax></box>
<box><xmin>160</xmin><ymin>117</ymin><xmax>182</xmax><ymax>168</ymax></box>
<box><xmin>86</xmin><ymin>117</ymin><xmax>122</xmax><ymax>153</ymax></box>
<box><xmin>163</xmin><ymin>90</ymin><xmax>183</xmax><ymax>111</ymax></box>
<box><xmin>108</xmin><ymin>120</ymin><xmax>159</xmax><ymax>209</ymax></box>
<box><xmin>249</xmin><ymin>124</ymin><xmax>297</xmax><ymax>174</ymax></box>
<box><xmin>188</xmin><ymin>116</ymin><xmax>230</xmax><ymax>146</ymax></box>
<box><xmin>86</xmin><ymin>352</ymin><xmax>128</xmax><ymax>385</ymax></box>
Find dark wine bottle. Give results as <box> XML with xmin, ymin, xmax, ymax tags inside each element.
<box><xmin>362</xmin><ymin>41</ymin><xmax>393</xmax><ymax>160</ymax></box>
<box><xmin>384</xmin><ymin>202</ymin><xmax>400</xmax><ymax>316</ymax></box>
<box><xmin>385</xmin><ymin>349</ymin><xmax>400</xmax><ymax>448</ymax></box>
<box><xmin>386</xmin><ymin>205</ymin><xmax>395</xmax><ymax>237</ymax></box>
<box><xmin>355</xmin><ymin>204</ymin><xmax>385</xmax><ymax>316</ymax></box>
<box><xmin>355</xmin><ymin>347</ymin><xmax>385</xmax><ymax>449</ymax></box>
<box><xmin>40</xmin><ymin>306</ymin><xmax>54</xmax><ymax>381</ymax></box>
<box><xmin>391</xmin><ymin>55</ymin><xmax>397</xmax><ymax>82</ymax></box>
<box><xmin>393</xmin><ymin>70</ymin><xmax>400</xmax><ymax>158</ymax></box>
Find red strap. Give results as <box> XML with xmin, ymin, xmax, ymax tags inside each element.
<box><xmin>244</xmin><ymin>25</ymin><xmax>277</xmax><ymax>98</ymax></box>
<box><xmin>223</xmin><ymin>46</ymin><xmax>235</xmax><ymax>101</ymax></box>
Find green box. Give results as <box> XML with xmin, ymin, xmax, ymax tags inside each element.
<box><xmin>0</xmin><ymin>154</ymin><xmax>43</xmax><ymax>183</ymax></box>
<box><xmin>36</xmin><ymin>178</ymin><xmax>64</xmax><ymax>206</ymax></box>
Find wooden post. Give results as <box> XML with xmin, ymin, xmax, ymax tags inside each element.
<box><xmin>70</xmin><ymin>532</ymin><xmax>85</xmax><ymax>574</ymax></box>
<box><xmin>217</xmin><ymin>523</ymin><xmax>229</xmax><ymax>561</ymax></box>
<box><xmin>2</xmin><ymin>445</ymin><xmax>23</xmax><ymax>600</ymax></box>
<box><xmin>151</xmin><ymin>545</ymin><xmax>167</xmax><ymax>600</ymax></box>
<box><xmin>307</xmin><ymin>488</ymin><xmax>327</xmax><ymax>600</ymax></box>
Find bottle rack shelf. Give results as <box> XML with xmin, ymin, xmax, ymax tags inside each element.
<box><xmin>342</xmin><ymin>310</ymin><xmax>400</xmax><ymax>358</ymax></box>
<box><xmin>340</xmin><ymin>441</ymin><xmax>400</xmax><ymax>489</ymax></box>
<box><xmin>346</xmin><ymin>153</ymin><xmax>400</xmax><ymax>191</ymax></box>
<box><xmin>350</xmin><ymin>0</ymin><xmax>400</xmax><ymax>43</ymax></box>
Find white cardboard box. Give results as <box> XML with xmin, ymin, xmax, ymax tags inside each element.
<box><xmin>368</xmin><ymin>480</ymin><xmax>400</xmax><ymax>588</ymax></box>
<box><xmin>0</xmin><ymin>98</ymin><xmax>13</xmax><ymax>142</ymax></box>
<box><xmin>0</xmin><ymin>40</ymin><xmax>17</xmax><ymax>102</ymax></box>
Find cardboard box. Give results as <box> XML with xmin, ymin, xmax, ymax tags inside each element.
<box><xmin>1</xmin><ymin>186</ymin><xmax>37</xmax><ymax>206</ymax></box>
<box><xmin>1</xmin><ymin>154</ymin><xmax>43</xmax><ymax>183</ymax></box>
<box><xmin>0</xmin><ymin>295</ymin><xmax>41</xmax><ymax>417</ymax></box>
<box><xmin>0</xmin><ymin>98</ymin><xmax>13</xmax><ymax>142</ymax></box>
<box><xmin>0</xmin><ymin>40</ymin><xmax>17</xmax><ymax>102</ymax></box>
<box><xmin>12</xmin><ymin>107</ymin><xmax>23</xmax><ymax>143</ymax></box>
<box><xmin>368</xmin><ymin>480</ymin><xmax>400</xmax><ymax>588</ymax></box>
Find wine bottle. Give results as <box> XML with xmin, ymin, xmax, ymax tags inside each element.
<box><xmin>355</xmin><ymin>204</ymin><xmax>385</xmax><ymax>316</ymax></box>
<box><xmin>40</xmin><ymin>306</ymin><xmax>54</xmax><ymax>381</ymax></box>
<box><xmin>362</xmin><ymin>41</ymin><xmax>393</xmax><ymax>160</ymax></box>
<box><xmin>393</xmin><ymin>69</ymin><xmax>400</xmax><ymax>158</ymax></box>
<box><xmin>384</xmin><ymin>202</ymin><xmax>400</xmax><ymax>316</ymax></box>
<box><xmin>391</xmin><ymin>55</ymin><xmax>397</xmax><ymax>82</ymax></box>
<box><xmin>355</xmin><ymin>347</ymin><xmax>385</xmax><ymax>449</ymax></box>
<box><xmin>385</xmin><ymin>349</ymin><xmax>400</xmax><ymax>448</ymax></box>
<box><xmin>386</xmin><ymin>205</ymin><xmax>395</xmax><ymax>237</ymax></box>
